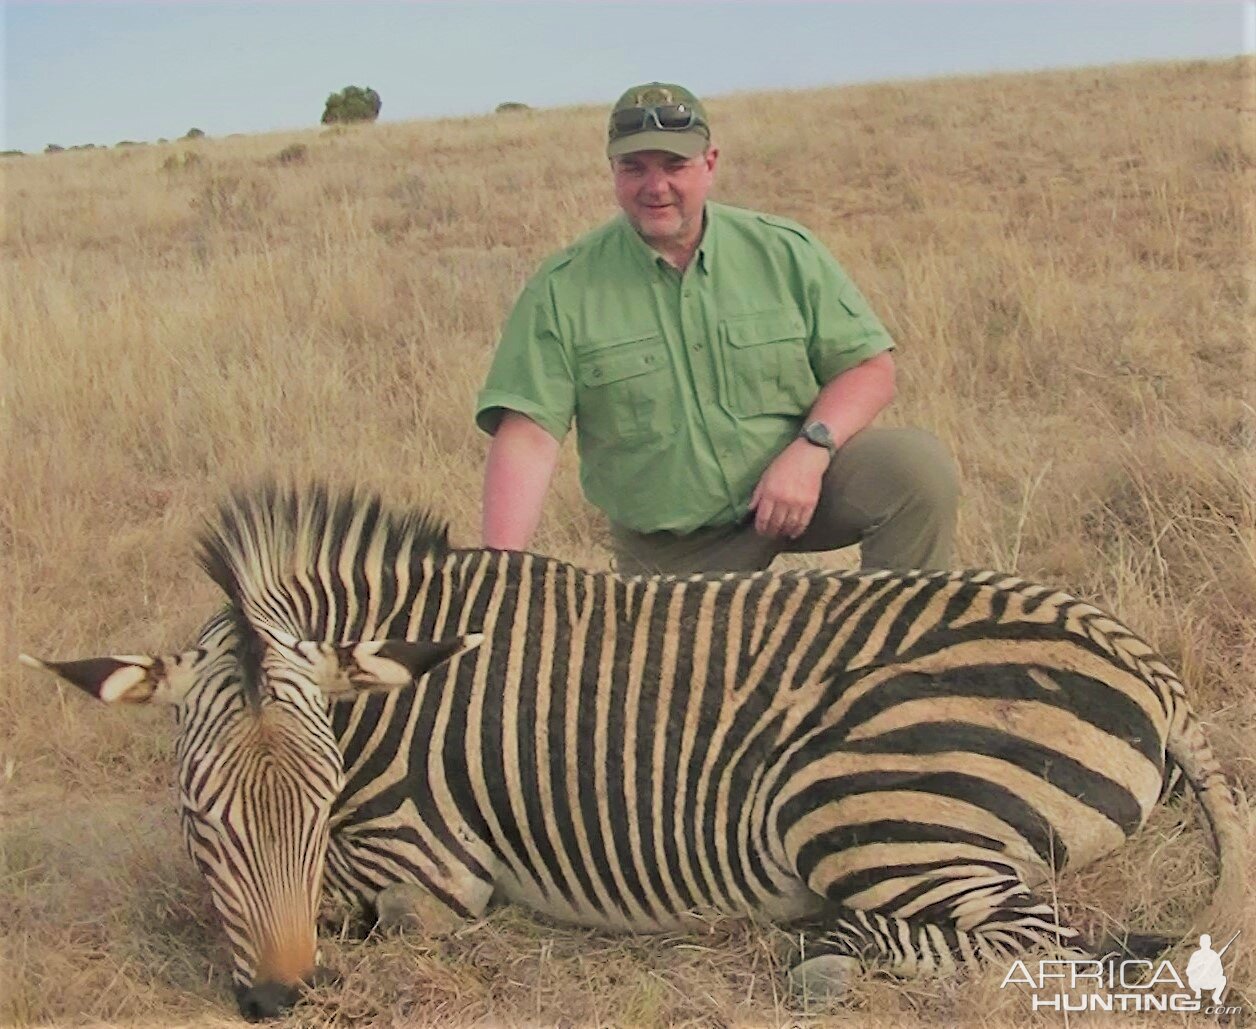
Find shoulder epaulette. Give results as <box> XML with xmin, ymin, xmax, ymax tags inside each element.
<box><xmin>753</xmin><ymin>211</ymin><xmax>815</xmax><ymax>244</ymax></box>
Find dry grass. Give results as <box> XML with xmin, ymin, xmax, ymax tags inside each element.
<box><xmin>2</xmin><ymin>57</ymin><xmax>1254</xmax><ymax>1025</ymax></box>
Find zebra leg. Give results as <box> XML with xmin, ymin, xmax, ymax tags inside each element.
<box><xmin>789</xmin><ymin>892</ymin><xmax>1080</xmax><ymax>997</ymax></box>
<box><xmin>375</xmin><ymin>881</ymin><xmax>471</xmax><ymax>936</ymax></box>
<box><xmin>325</xmin><ymin>827</ymin><xmax>498</xmax><ymax>937</ymax></box>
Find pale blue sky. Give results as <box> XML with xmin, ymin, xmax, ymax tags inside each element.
<box><xmin>4</xmin><ymin>1</ymin><xmax>1251</xmax><ymax>154</ymax></box>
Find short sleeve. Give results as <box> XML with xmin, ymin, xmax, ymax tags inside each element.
<box><xmin>475</xmin><ymin>278</ymin><xmax>576</xmax><ymax>441</ymax></box>
<box><xmin>801</xmin><ymin>237</ymin><xmax>896</xmax><ymax>384</ymax></box>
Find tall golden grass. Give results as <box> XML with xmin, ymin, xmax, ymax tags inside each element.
<box><xmin>2</xmin><ymin>57</ymin><xmax>1253</xmax><ymax>1026</ymax></box>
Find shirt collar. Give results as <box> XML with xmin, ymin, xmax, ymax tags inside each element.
<box><xmin>694</xmin><ymin>204</ymin><xmax>715</xmax><ymax>275</ymax></box>
<box><xmin>618</xmin><ymin>204</ymin><xmax>715</xmax><ymax>276</ymax></box>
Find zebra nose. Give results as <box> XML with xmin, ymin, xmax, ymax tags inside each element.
<box><xmin>236</xmin><ymin>980</ymin><xmax>301</xmax><ymax>1021</ymax></box>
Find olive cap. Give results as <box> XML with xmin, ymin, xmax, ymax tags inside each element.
<box><xmin>607</xmin><ymin>82</ymin><xmax>710</xmax><ymax>158</ymax></box>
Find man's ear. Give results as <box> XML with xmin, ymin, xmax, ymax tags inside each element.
<box><xmin>296</xmin><ymin>633</ymin><xmax>484</xmax><ymax>699</ymax></box>
<box><xmin>19</xmin><ymin>649</ymin><xmax>202</xmax><ymax>705</ymax></box>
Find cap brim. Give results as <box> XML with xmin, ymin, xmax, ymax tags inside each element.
<box><xmin>607</xmin><ymin>129</ymin><xmax>708</xmax><ymax>159</ymax></box>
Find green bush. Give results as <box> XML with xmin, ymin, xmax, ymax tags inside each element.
<box><xmin>495</xmin><ymin>101</ymin><xmax>532</xmax><ymax>114</ymax></box>
<box><xmin>321</xmin><ymin>86</ymin><xmax>381</xmax><ymax>125</ymax></box>
<box><xmin>45</xmin><ymin>144</ymin><xmax>64</xmax><ymax>154</ymax></box>
<box><xmin>183</xmin><ymin>128</ymin><xmax>206</xmax><ymax>140</ymax></box>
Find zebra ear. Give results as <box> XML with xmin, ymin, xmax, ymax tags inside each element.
<box><xmin>19</xmin><ymin>650</ymin><xmax>201</xmax><ymax>705</ymax></box>
<box><xmin>297</xmin><ymin>634</ymin><xmax>483</xmax><ymax>698</ymax></box>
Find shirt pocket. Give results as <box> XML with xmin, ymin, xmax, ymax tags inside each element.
<box><xmin>575</xmin><ymin>333</ymin><xmax>679</xmax><ymax>446</ymax></box>
<box><xmin>719</xmin><ymin>310</ymin><xmax>818</xmax><ymax>417</ymax></box>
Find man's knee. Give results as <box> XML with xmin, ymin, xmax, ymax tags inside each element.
<box><xmin>827</xmin><ymin>427</ymin><xmax>959</xmax><ymax>569</ymax></box>
<box><xmin>842</xmin><ymin>427</ymin><xmax>959</xmax><ymax>516</ymax></box>
<box><xmin>886</xmin><ymin>428</ymin><xmax>959</xmax><ymax>515</ymax></box>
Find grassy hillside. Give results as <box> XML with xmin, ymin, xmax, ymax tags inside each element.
<box><xmin>2</xmin><ymin>57</ymin><xmax>1252</xmax><ymax>1025</ymax></box>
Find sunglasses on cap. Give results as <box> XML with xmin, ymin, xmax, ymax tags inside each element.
<box><xmin>609</xmin><ymin>103</ymin><xmax>708</xmax><ymax>139</ymax></box>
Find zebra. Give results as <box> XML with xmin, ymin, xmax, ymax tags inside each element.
<box><xmin>21</xmin><ymin>482</ymin><xmax>1246</xmax><ymax>1020</ymax></box>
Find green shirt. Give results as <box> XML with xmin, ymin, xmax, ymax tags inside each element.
<box><xmin>475</xmin><ymin>202</ymin><xmax>894</xmax><ymax>534</ymax></box>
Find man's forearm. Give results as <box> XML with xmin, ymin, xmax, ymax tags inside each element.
<box><xmin>482</xmin><ymin>412</ymin><xmax>561</xmax><ymax>550</ymax></box>
<box><xmin>807</xmin><ymin>352</ymin><xmax>896</xmax><ymax>449</ymax></box>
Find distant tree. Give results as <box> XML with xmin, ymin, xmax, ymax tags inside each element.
<box><xmin>45</xmin><ymin>144</ymin><xmax>64</xmax><ymax>154</ymax></box>
<box><xmin>322</xmin><ymin>86</ymin><xmax>381</xmax><ymax>125</ymax></box>
<box><xmin>183</xmin><ymin>128</ymin><xmax>206</xmax><ymax>140</ymax></box>
<box><xmin>1</xmin><ymin>149</ymin><xmax>25</xmax><ymax>158</ymax></box>
<box><xmin>495</xmin><ymin>101</ymin><xmax>532</xmax><ymax>114</ymax></box>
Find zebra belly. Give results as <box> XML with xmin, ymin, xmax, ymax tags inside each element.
<box><xmin>492</xmin><ymin>864</ymin><xmax>824</xmax><ymax>931</ymax></box>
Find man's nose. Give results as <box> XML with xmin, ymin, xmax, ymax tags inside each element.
<box><xmin>641</xmin><ymin>167</ymin><xmax>670</xmax><ymax>194</ymax></box>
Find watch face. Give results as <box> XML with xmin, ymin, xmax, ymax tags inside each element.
<box><xmin>804</xmin><ymin>422</ymin><xmax>834</xmax><ymax>448</ymax></box>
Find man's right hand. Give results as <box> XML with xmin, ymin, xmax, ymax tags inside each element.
<box><xmin>481</xmin><ymin>412</ymin><xmax>561</xmax><ymax>550</ymax></box>
<box><xmin>748</xmin><ymin>438</ymin><xmax>830</xmax><ymax>540</ymax></box>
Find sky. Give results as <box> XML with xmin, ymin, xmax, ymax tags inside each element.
<box><xmin>3</xmin><ymin>1</ymin><xmax>1252</xmax><ymax>154</ymax></box>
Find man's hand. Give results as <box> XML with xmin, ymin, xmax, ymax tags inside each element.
<box><xmin>748</xmin><ymin>439</ymin><xmax>831</xmax><ymax>539</ymax></box>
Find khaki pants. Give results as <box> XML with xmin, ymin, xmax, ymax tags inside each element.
<box><xmin>610</xmin><ymin>427</ymin><xmax>959</xmax><ymax>575</ymax></box>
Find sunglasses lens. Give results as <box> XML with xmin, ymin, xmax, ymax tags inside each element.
<box><xmin>610</xmin><ymin>109</ymin><xmax>649</xmax><ymax>135</ymax></box>
<box><xmin>610</xmin><ymin>104</ymin><xmax>703</xmax><ymax>138</ymax></box>
<box><xmin>653</xmin><ymin>104</ymin><xmax>695</xmax><ymax>129</ymax></box>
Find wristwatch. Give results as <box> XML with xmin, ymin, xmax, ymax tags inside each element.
<box><xmin>798</xmin><ymin>420</ymin><xmax>837</xmax><ymax>459</ymax></box>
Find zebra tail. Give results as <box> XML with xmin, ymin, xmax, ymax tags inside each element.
<box><xmin>1164</xmin><ymin>700</ymin><xmax>1249</xmax><ymax>941</ymax></box>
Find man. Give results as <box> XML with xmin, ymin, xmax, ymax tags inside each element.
<box><xmin>476</xmin><ymin>82</ymin><xmax>958</xmax><ymax>574</ymax></box>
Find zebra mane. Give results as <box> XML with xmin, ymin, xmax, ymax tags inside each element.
<box><xmin>197</xmin><ymin>480</ymin><xmax>451</xmax><ymax>644</ymax></box>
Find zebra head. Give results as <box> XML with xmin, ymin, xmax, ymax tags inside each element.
<box><xmin>20</xmin><ymin>620</ymin><xmax>482</xmax><ymax>1021</ymax></box>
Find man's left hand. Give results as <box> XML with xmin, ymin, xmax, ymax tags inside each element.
<box><xmin>748</xmin><ymin>440</ymin><xmax>831</xmax><ymax>540</ymax></box>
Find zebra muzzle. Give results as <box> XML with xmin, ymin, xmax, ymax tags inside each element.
<box><xmin>235</xmin><ymin>980</ymin><xmax>301</xmax><ymax>1022</ymax></box>
<box><xmin>233</xmin><ymin>965</ymin><xmax>339</xmax><ymax>1021</ymax></box>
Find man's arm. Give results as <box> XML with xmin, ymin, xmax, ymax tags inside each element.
<box><xmin>749</xmin><ymin>351</ymin><xmax>896</xmax><ymax>540</ymax></box>
<box><xmin>802</xmin><ymin>350</ymin><xmax>896</xmax><ymax>451</ymax></box>
<box><xmin>481</xmin><ymin>411</ymin><xmax>562</xmax><ymax>550</ymax></box>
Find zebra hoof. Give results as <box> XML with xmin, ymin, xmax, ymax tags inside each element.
<box><xmin>788</xmin><ymin>954</ymin><xmax>862</xmax><ymax>999</ymax></box>
<box><xmin>375</xmin><ymin>883</ymin><xmax>463</xmax><ymax>937</ymax></box>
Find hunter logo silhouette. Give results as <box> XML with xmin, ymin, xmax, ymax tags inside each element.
<box><xmin>1186</xmin><ymin>931</ymin><xmax>1239</xmax><ymax>1003</ymax></box>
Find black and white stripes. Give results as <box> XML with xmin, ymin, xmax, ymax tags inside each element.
<box><xmin>24</xmin><ymin>482</ymin><xmax>1245</xmax><ymax>1016</ymax></box>
<box><xmin>201</xmin><ymin>485</ymin><xmax>1242</xmax><ymax>983</ymax></box>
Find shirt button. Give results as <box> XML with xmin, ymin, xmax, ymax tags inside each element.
<box><xmin>691</xmin><ymin>343</ymin><xmax>703</xmax><ymax>351</ymax></box>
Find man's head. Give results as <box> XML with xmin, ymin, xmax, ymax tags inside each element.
<box><xmin>607</xmin><ymin>82</ymin><xmax>718</xmax><ymax>252</ymax></box>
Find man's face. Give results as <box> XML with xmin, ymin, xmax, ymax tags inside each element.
<box><xmin>612</xmin><ymin>147</ymin><xmax>718</xmax><ymax>249</ymax></box>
